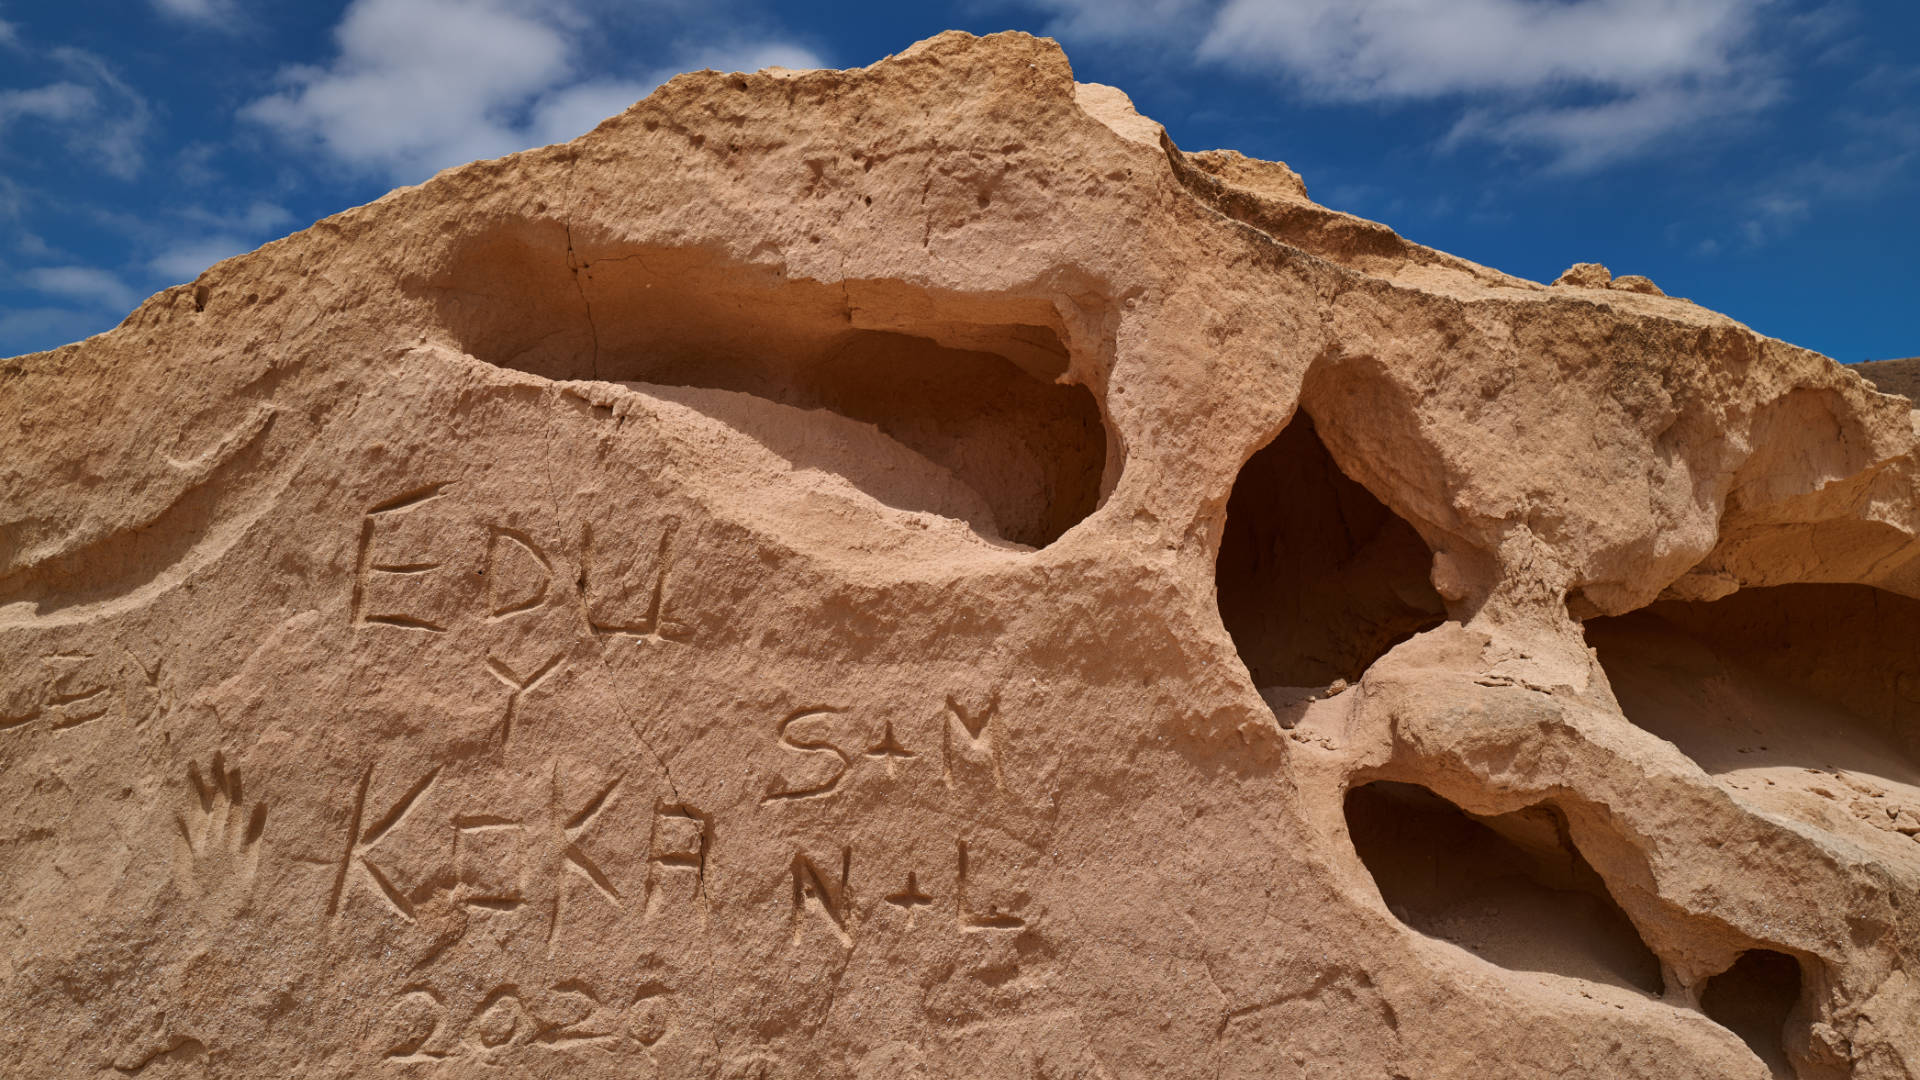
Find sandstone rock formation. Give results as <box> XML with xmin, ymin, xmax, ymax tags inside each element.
<box><xmin>1608</xmin><ymin>274</ymin><xmax>1666</xmax><ymax>296</ymax></box>
<box><xmin>3</xmin><ymin>31</ymin><xmax>1918</xmax><ymax>1079</ymax></box>
<box><xmin>1552</xmin><ymin>262</ymin><xmax>1668</xmax><ymax>296</ymax></box>
<box><xmin>1552</xmin><ymin>261</ymin><xmax>1615</xmax><ymax>288</ymax></box>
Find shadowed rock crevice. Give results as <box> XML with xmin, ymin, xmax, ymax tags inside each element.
<box><xmin>1588</xmin><ymin>585</ymin><xmax>1920</xmax><ymax>782</ymax></box>
<box><xmin>1700</xmin><ymin>949</ymin><xmax>1802</xmax><ymax>1078</ymax></box>
<box><xmin>1215</xmin><ymin>412</ymin><xmax>1445</xmax><ymax>689</ymax></box>
<box><xmin>1345</xmin><ymin>781</ymin><xmax>1665</xmax><ymax>996</ymax></box>
<box><xmin>1587</xmin><ymin>584</ymin><xmax>1920</xmax><ymax>858</ymax></box>
<box><xmin>1599</xmin><ymin>584</ymin><xmax>1920</xmax><ymax>753</ymax></box>
<box><xmin>411</xmin><ymin>227</ymin><xmax>1109</xmax><ymax>548</ymax></box>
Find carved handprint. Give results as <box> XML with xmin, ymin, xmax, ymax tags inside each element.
<box><xmin>174</xmin><ymin>751</ymin><xmax>266</xmax><ymax>908</ymax></box>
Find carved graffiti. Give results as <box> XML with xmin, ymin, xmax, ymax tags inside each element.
<box><xmin>1</xmin><ymin>651</ymin><xmax>146</xmax><ymax>735</ymax></box>
<box><xmin>943</xmin><ymin>693</ymin><xmax>1003</xmax><ymax>789</ymax></box>
<box><xmin>351</xmin><ymin>483</ymin><xmax>702</xmax><ymax>646</ymax></box>
<box><xmin>353</xmin><ymin>483</ymin><xmax>453</xmax><ymax>633</ymax></box>
<box><xmin>957</xmin><ymin>837</ymin><xmax>1025</xmax><ymax>930</ymax></box>
<box><xmin>485</xmin><ymin>527</ymin><xmax>552</xmax><ymax>619</ymax></box>
<box><xmin>549</xmin><ymin>769</ymin><xmax>625</xmax><ymax>946</ymax></box>
<box><xmin>485</xmin><ymin>651</ymin><xmax>564</xmax><ymax>748</ymax></box>
<box><xmin>646</xmin><ymin>802</ymin><xmax>709</xmax><ymax>913</ymax></box>
<box><xmin>175</xmin><ymin>752</ymin><xmax>266</xmax><ymax>904</ymax></box>
<box><xmin>374</xmin><ymin>979</ymin><xmax>676</xmax><ymax>1065</ymax></box>
<box><xmin>327</xmin><ymin>764</ymin><xmax>442</xmax><ymax>922</ymax></box>
<box><xmin>328</xmin><ymin>758</ymin><xmax>707</xmax><ymax>939</ymax></box>
<box><xmin>763</xmin><ymin>708</ymin><xmax>851</xmax><ymax>802</ymax></box>
<box><xmin>759</xmin><ymin>691</ymin><xmax>1011</xmax><ymax>802</ymax></box>
<box><xmin>582</xmin><ymin>520</ymin><xmax>693</xmax><ymax>643</ymax></box>
<box><xmin>791</xmin><ymin>846</ymin><xmax>853</xmax><ymax>945</ymax></box>
<box><xmin>784</xmin><ymin>833</ymin><xmax>1031</xmax><ymax>946</ymax></box>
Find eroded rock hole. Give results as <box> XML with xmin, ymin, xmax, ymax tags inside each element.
<box><xmin>412</xmin><ymin>227</ymin><xmax>1109</xmax><ymax>547</ymax></box>
<box><xmin>1344</xmin><ymin>781</ymin><xmax>1664</xmax><ymax>995</ymax></box>
<box><xmin>1587</xmin><ymin>585</ymin><xmax>1920</xmax><ymax>838</ymax></box>
<box><xmin>1216</xmin><ymin>413</ymin><xmax>1444</xmax><ymax>689</ymax></box>
<box><xmin>1700</xmin><ymin>949</ymin><xmax>1801</xmax><ymax>1077</ymax></box>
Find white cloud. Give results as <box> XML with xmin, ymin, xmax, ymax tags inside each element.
<box><xmin>667</xmin><ymin>41</ymin><xmax>824</xmax><ymax>79</ymax></box>
<box><xmin>0</xmin><ymin>82</ymin><xmax>96</xmax><ymax>123</ymax></box>
<box><xmin>52</xmin><ymin>49</ymin><xmax>151</xmax><ymax>179</ymax></box>
<box><xmin>0</xmin><ymin>49</ymin><xmax>153</xmax><ymax>179</ymax></box>
<box><xmin>1197</xmin><ymin>0</ymin><xmax>1757</xmax><ymax>100</ymax></box>
<box><xmin>1739</xmin><ymin>191</ymin><xmax>1810</xmax><ymax>246</ymax></box>
<box><xmin>530</xmin><ymin>42</ymin><xmax>824</xmax><ymax>144</ymax></box>
<box><xmin>148</xmin><ymin>237</ymin><xmax>252</xmax><ymax>283</ymax></box>
<box><xmin>172</xmin><ymin>141</ymin><xmax>222</xmax><ymax>186</ymax></box>
<box><xmin>1025</xmin><ymin>0</ymin><xmax>1210</xmax><ymax>43</ymax></box>
<box><xmin>1032</xmin><ymin>0</ymin><xmax>1774</xmax><ymax>171</ymax></box>
<box><xmin>527</xmin><ymin>79</ymin><xmax>655</xmax><ymax>145</ymax></box>
<box><xmin>144</xmin><ymin>201</ymin><xmax>298</xmax><ymax>283</ymax></box>
<box><xmin>181</xmin><ymin>199</ymin><xmax>295</xmax><ymax>235</ymax></box>
<box><xmin>0</xmin><ymin>306</ymin><xmax>112</xmax><ymax>354</ymax></box>
<box><xmin>1446</xmin><ymin>77</ymin><xmax>1778</xmax><ymax>172</ymax></box>
<box><xmin>150</xmin><ymin>0</ymin><xmax>239</xmax><ymax>22</ymax></box>
<box><xmin>0</xmin><ymin>29</ymin><xmax>148</xmax><ymax>175</ymax></box>
<box><xmin>1707</xmin><ymin>103</ymin><xmax>1920</xmax><ymax>250</ymax></box>
<box><xmin>241</xmin><ymin>0</ymin><xmax>821</xmax><ymax>181</ymax></box>
<box><xmin>242</xmin><ymin>0</ymin><xmax>572</xmax><ymax>179</ymax></box>
<box><xmin>22</xmin><ymin>265</ymin><xmax>139</xmax><ymax>311</ymax></box>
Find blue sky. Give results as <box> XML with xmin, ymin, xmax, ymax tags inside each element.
<box><xmin>1</xmin><ymin>0</ymin><xmax>1915</xmax><ymax>361</ymax></box>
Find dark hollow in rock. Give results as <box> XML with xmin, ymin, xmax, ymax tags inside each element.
<box><xmin>1216</xmin><ymin>412</ymin><xmax>1445</xmax><ymax>688</ymax></box>
<box><xmin>411</xmin><ymin>228</ymin><xmax>1109</xmax><ymax>548</ymax></box>
<box><xmin>1587</xmin><ymin>584</ymin><xmax>1920</xmax><ymax>779</ymax></box>
<box><xmin>1345</xmin><ymin>781</ymin><xmax>1664</xmax><ymax>996</ymax></box>
<box><xmin>1700</xmin><ymin>949</ymin><xmax>1802</xmax><ymax>1077</ymax></box>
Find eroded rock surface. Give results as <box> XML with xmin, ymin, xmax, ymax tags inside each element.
<box><xmin>3</xmin><ymin>31</ymin><xmax>1918</xmax><ymax>1079</ymax></box>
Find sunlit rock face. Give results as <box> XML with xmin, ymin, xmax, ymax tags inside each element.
<box><xmin>5</xmin><ymin>30</ymin><xmax>1919</xmax><ymax>1080</ymax></box>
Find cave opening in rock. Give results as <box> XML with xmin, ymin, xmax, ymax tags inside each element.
<box><xmin>1344</xmin><ymin>781</ymin><xmax>1665</xmax><ymax>996</ymax></box>
<box><xmin>1215</xmin><ymin>412</ymin><xmax>1445</xmax><ymax>689</ymax></box>
<box><xmin>1701</xmin><ymin>949</ymin><xmax>1801</xmax><ymax>1077</ymax></box>
<box><xmin>408</xmin><ymin>226</ymin><xmax>1111</xmax><ymax>548</ymax></box>
<box><xmin>1586</xmin><ymin>584</ymin><xmax>1920</xmax><ymax>799</ymax></box>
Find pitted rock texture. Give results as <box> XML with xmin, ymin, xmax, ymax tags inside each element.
<box><xmin>3</xmin><ymin>31</ymin><xmax>1919</xmax><ymax>1080</ymax></box>
<box><xmin>1551</xmin><ymin>262</ymin><xmax>1668</xmax><ymax>297</ymax></box>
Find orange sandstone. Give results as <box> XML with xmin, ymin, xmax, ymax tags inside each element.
<box><xmin>2</xmin><ymin>31</ymin><xmax>1917</xmax><ymax>1080</ymax></box>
